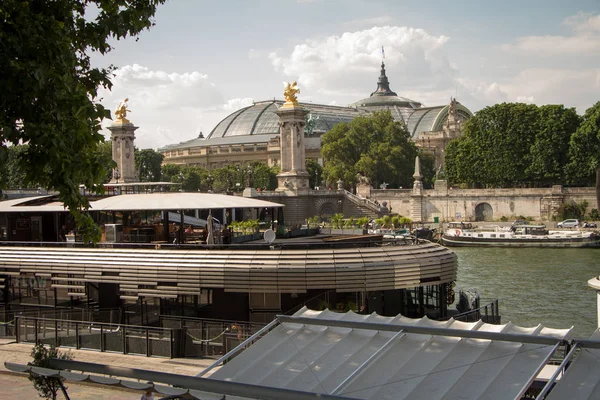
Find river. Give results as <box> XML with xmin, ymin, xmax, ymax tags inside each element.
<box><xmin>453</xmin><ymin>247</ymin><xmax>600</xmax><ymax>338</ymax></box>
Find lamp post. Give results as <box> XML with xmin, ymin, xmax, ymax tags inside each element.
<box><xmin>246</xmin><ymin>165</ymin><xmax>253</xmax><ymax>188</ymax></box>
<box><xmin>178</xmin><ymin>172</ymin><xmax>184</xmax><ymax>192</ymax></box>
<box><xmin>207</xmin><ymin>174</ymin><xmax>214</xmax><ymax>193</ymax></box>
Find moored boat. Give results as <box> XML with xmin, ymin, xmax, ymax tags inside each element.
<box><xmin>441</xmin><ymin>221</ymin><xmax>600</xmax><ymax>248</ymax></box>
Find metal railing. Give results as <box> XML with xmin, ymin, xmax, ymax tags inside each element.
<box><xmin>15</xmin><ymin>316</ymin><xmax>181</xmax><ymax>358</ymax></box>
<box><xmin>342</xmin><ymin>189</ymin><xmax>382</xmax><ymax>214</ymax></box>
<box><xmin>160</xmin><ymin>315</ymin><xmax>266</xmax><ymax>357</ymax></box>
<box><xmin>452</xmin><ymin>299</ymin><xmax>501</xmax><ymax>324</ymax></box>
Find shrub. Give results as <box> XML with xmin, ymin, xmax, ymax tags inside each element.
<box><xmin>29</xmin><ymin>344</ymin><xmax>72</xmax><ymax>400</ymax></box>
<box><xmin>500</xmin><ymin>216</ymin><xmax>509</xmax><ymax>222</ymax></box>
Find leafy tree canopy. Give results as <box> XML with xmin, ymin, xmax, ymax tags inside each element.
<box><xmin>0</xmin><ymin>0</ymin><xmax>165</xmax><ymax>241</ymax></box>
<box><xmin>445</xmin><ymin>103</ymin><xmax>580</xmax><ymax>188</ymax></box>
<box><xmin>135</xmin><ymin>148</ymin><xmax>164</xmax><ymax>182</ymax></box>
<box><xmin>321</xmin><ymin>111</ymin><xmax>418</xmax><ymax>189</ymax></box>
<box><xmin>566</xmin><ymin>101</ymin><xmax>600</xmax><ymax>207</ymax></box>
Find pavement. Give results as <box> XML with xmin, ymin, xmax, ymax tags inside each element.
<box><xmin>0</xmin><ymin>338</ymin><xmax>218</xmax><ymax>399</ymax></box>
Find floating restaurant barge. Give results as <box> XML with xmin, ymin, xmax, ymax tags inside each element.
<box><xmin>0</xmin><ymin>191</ymin><xmax>458</xmax><ymax>323</ymax></box>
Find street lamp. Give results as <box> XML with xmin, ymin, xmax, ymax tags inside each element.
<box><xmin>207</xmin><ymin>174</ymin><xmax>214</xmax><ymax>192</ymax></box>
<box><xmin>178</xmin><ymin>172</ymin><xmax>184</xmax><ymax>192</ymax></box>
<box><xmin>246</xmin><ymin>165</ymin><xmax>253</xmax><ymax>188</ymax></box>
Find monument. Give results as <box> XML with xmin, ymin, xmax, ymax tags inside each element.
<box><xmin>108</xmin><ymin>98</ymin><xmax>138</xmax><ymax>183</ymax></box>
<box><xmin>275</xmin><ymin>82</ymin><xmax>310</xmax><ymax>194</ymax></box>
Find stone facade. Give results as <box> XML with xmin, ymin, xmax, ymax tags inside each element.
<box><xmin>108</xmin><ymin>121</ymin><xmax>138</xmax><ymax>183</ymax></box>
<box><xmin>370</xmin><ymin>183</ymin><xmax>598</xmax><ymax>222</ymax></box>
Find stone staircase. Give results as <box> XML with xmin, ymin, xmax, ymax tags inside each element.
<box><xmin>341</xmin><ymin>190</ymin><xmax>388</xmax><ymax>219</ymax></box>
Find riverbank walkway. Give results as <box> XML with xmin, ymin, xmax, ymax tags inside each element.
<box><xmin>0</xmin><ymin>338</ymin><xmax>216</xmax><ymax>398</ymax></box>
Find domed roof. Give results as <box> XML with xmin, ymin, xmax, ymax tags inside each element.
<box><xmin>207</xmin><ymin>100</ymin><xmax>363</xmax><ymax>139</ymax></box>
<box><xmin>351</xmin><ymin>62</ymin><xmax>422</xmax><ymax>109</ymax></box>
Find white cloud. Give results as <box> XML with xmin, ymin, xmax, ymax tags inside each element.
<box><xmin>268</xmin><ymin>26</ymin><xmax>454</xmax><ymax>104</ymax></box>
<box><xmin>503</xmin><ymin>13</ymin><xmax>600</xmax><ymax>55</ymax></box>
<box><xmin>223</xmin><ymin>97</ymin><xmax>254</xmax><ymax>111</ymax></box>
<box><xmin>99</xmin><ymin>64</ymin><xmax>228</xmax><ymax>149</ymax></box>
<box><xmin>516</xmin><ymin>96</ymin><xmax>535</xmax><ymax>104</ymax></box>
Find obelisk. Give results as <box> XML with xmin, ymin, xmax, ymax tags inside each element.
<box><xmin>108</xmin><ymin>98</ymin><xmax>138</xmax><ymax>183</ymax></box>
<box><xmin>275</xmin><ymin>82</ymin><xmax>310</xmax><ymax>194</ymax></box>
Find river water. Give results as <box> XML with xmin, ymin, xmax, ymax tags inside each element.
<box><xmin>453</xmin><ymin>247</ymin><xmax>600</xmax><ymax>338</ymax></box>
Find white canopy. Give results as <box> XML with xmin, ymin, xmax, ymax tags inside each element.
<box><xmin>0</xmin><ymin>193</ymin><xmax>284</xmax><ymax>212</ymax></box>
<box><xmin>206</xmin><ymin>307</ymin><xmax>573</xmax><ymax>400</ymax></box>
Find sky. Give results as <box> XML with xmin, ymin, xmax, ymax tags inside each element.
<box><xmin>94</xmin><ymin>0</ymin><xmax>600</xmax><ymax>150</ymax></box>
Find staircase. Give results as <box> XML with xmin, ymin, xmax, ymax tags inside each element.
<box><xmin>341</xmin><ymin>190</ymin><xmax>388</xmax><ymax>218</ymax></box>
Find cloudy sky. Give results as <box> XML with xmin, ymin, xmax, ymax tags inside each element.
<box><xmin>94</xmin><ymin>0</ymin><xmax>600</xmax><ymax>149</ymax></box>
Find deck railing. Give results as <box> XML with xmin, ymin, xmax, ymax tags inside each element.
<box><xmin>15</xmin><ymin>316</ymin><xmax>182</xmax><ymax>358</ymax></box>
<box><xmin>452</xmin><ymin>299</ymin><xmax>501</xmax><ymax>324</ymax></box>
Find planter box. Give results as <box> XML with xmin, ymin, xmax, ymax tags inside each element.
<box><xmin>319</xmin><ymin>228</ymin><xmax>367</xmax><ymax>235</ymax></box>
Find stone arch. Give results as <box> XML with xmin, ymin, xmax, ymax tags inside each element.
<box><xmin>319</xmin><ymin>202</ymin><xmax>336</xmax><ymax>218</ymax></box>
<box><xmin>474</xmin><ymin>202</ymin><xmax>493</xmax><ymax>221</ymax></box>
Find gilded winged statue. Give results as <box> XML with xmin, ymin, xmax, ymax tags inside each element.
<box><xmin>115</xmin><ymin>98</ymin><xmax>131</xmax><ymax>123</ymax></box>
<box><xmin>283</xmin><ymin>81</ymin><xmax>300</xmax><ymax>106</ymax></box>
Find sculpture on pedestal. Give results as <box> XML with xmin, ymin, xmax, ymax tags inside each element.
<box><xmin>283</xmin><ymin>82</ymin><xmax>300</xmax><ymax>107</ymax></box>
<box><xmin>114</xmin><ymin>98</ymin><xmax>131</xmax><ymax>123</ymax></box>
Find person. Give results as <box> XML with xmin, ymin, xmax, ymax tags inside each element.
<box><xmin>141</xmin><ymin>388</ymin><xmax>154</xmax><ymax>400</ymax></box>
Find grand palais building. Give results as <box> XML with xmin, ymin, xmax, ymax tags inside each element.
<box><xmin>161</xmin><ymin>62</ymin><xmax>474</xmax><ymax>170</ymax></box>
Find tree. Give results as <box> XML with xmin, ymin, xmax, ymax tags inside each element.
<box><xmin>321</xmin><ymin>111</ymin><xmax>418</xmax><ymax>189</ymax></box>
<box><xmin>306</xmin><ymin>159</ymin><xmax>323</xmax><ymax>189</ymax></box>
<box><xmin>250</xmin><ymin>162</ymin><xmax>278</xmax><ymax>190</ymax></box>
<box><xmin>135</xmin><ymin>148</ymin><xmax>164</xmax><ymax>182</ymax></box>
<box><xmin>445</xmin><ymin>103</ymin><xmax>580</xmax><ymax>188</ymax></box>
<box><xmin>567</xmin><ymin>102</ymin><xmax>600</xmax><ymax>209</ymax></box>
<box><xmin>29</xmin><ymin>344</ymin><xmax>72</xmax><ymax>400</ymax></box>
<box><xmin>0</xmin><ymin>0</ymin><xmax>166</xmax><ymax>242</ymax></box>
<box><xmin>527</xmin><ymin>105</ymin><xmax>580</xmax><ymax>186</ymax></box>
<box><xmin>161</xmin><ymin>164</ymin><xmax>182</xmax><ymax>184</ymax></box>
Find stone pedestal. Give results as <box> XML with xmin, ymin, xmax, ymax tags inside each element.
<box><xmin>108</xmin><ymin>121</ymin><xmax>138</xmax><ymax>183</ymax></box>
<box><xmin>275</xmin><ymin>105</ymin><xmax>310</xmax><ymax>194</ymax></box>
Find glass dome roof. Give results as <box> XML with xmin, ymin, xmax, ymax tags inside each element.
<box><xmin>206</xmin><ymin>100</ymin><xmax>363</xmax><ymax>139</ymax></box>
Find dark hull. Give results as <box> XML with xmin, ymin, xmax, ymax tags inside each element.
<box><xmin>441</xmin><ymin>235</ymin><xmax>600</xmax><ymax>248</ymax></box>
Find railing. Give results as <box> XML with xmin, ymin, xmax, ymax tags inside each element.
<box><xmin>453</xmin><ymin>299</ymin><xmax>501</xmax><ymax>324</ymax></box>
<box><xmin>0</xmin><ymin>308</ymin><xmax>123</xmax><ymax>338</ymax></box>
<box><xmin>160</xmin><ymin>315</ymin><xmax>266</xmax><ymax>357</ymax></box>
<box><xmin>15</xmin><ymin>316</ymin><xmax>181</xmax><ymax>358</ymax></box>
<box><xmin>342</xmin><ymin>189</ymin><xmax>382</xmax><ymax>214</ymax></box>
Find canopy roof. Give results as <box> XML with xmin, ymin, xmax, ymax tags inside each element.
<box><xmin>206</xmin><ymin>307</ymin><xmax>574</xmax><ymax>400</ymax></box>
<box><xmin>0</xmin><ymin>193</ymin><xmax>284</xmax><ymax>212</ymax></box>
<box><xmin>9</xmin><ymin>308</ymin><xmax>600</xmax><ymax>400</ymax></box>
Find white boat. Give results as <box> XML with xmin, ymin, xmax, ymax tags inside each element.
<box><xmin>441</xmin><ymin>222</ymin><xmax>600</xmax><ymax>248</ymax></box>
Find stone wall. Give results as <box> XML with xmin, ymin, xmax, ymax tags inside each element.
<box><xmin>370</xmin><ymin>183</ymin><xmax>598</xmax><ymax>222</ymax></box>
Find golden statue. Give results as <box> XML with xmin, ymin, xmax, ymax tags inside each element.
<box><xmin>114</xmin><ymin>98</ymin><xmax>131</xmax><ymax>123</ymax></box>
<box><xmin>283</xmin><ymin>81</ymin><xmax>300</xmax><ymax>106</ymax></box>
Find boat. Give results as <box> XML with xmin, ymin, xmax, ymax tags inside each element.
<box><xmin>441</xmin><ymin>221</ymin><xmax>600</xmax><ymax>248</ymax></box>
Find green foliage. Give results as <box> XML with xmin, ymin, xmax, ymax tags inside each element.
<box><xmin>29</xmin><ymin>344</ymin><xmax>72</xmax><ymax>400</ymax></box>
<box><xmin>229</xmin><ymin>219</ymin><xmax>259</xmax><ymax>234</ymax></box>
<box><xmin>344</xmin><ymin>217</ymin><xmax>355</xmax><ymax>228</ymax></box>
<box><xmin>445</xmin><ymin>103</ymin><xmax>580</xmax><ymax>188</ymax></box>
<box><xmin>321</xmin><ymin>111</ymin><xmax>418</xmax><ymax>188</ymax></box>
<box><xmin>249</xmin><ymin>162</ymin><xmax>278</xmax><ymax>191</ymax></box>
<box><xmin>590</xmin><ymin>209</ymin><xmax>600</xmax><ymax>220</ymax></box>
<box><xmin>0</xmin><ymin>0</ymin><xmax>165</xmax><ymax>243</ymax></box>
<box><xmin>399</xmin><ymin>216</ymin><xmax>412</xmax><ymax>225</ymax></box>
<box><xmin>330</xmin><ymin>213</ymin><xmax>344</xmax><ymax>229</ymax></box>
<box><xmin>306</xmin><ymin>159</ymin><xmax>323</xmax><ymax>189</ymax></box>
<box><xmin>566</xmin><ymin>102</ymin><xmax>600</xmax><ymax>207</ymax></box>
<box><xmin>160</xmin><ymin>164</ymin><xmax>182</xmax><ymax>184</ymax></box>
<box><xmin>135</xmin><ymin>148</ymin><xmax>164</xmax><ymax>182</ymax></box>
<box><xmin>307</xmin><ymin>216</ymin><xmax>320</xmax><ymax>227</ymax></box>
<box><xmin>500</xmin><ymin>216</ymin><xmax>509</xmax><ymax>222</ymax></box>
<box><xmin>356</xmin><ymin>217</ymin><xmax>369</xmax><ymax>229</ymax></box>
<box><xmin>556</xmin><ymin>200</ymin><xmax>589</xmax><ymax>220</ymax></box>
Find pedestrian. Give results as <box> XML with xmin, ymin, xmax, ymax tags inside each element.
<box><xmin>141</xmin><ymin>387</ymin><xmax>154</xmax><ymax>400</ymax></box>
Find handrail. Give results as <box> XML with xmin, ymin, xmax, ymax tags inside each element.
<box><xmin>342</xmin><ymin>189</ymin><xmax>381</xmax><ymax>213</ymax></box>
<box><xmin>453</xmin><ymin>299</ymin><xmax>500</xmax><ymax>323</ymax></box>
<box><xmin>15</xmin><ymin>316</ymin><xmax>174</xmax><ymax>331</ymax></box>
